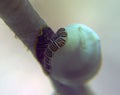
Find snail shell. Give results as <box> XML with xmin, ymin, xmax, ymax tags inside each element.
<box><xmin>49</xmin><ymin>24</ymin><xmax>101</xmax><ymax>86</ymax></box>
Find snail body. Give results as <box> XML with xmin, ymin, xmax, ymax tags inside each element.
<box><xmin>49</xmin><ymin>24</ymin><xmax>101</xmax><ymax>86</ymax></box>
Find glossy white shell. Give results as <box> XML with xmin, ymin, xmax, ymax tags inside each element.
<box><xmin>50</xmin><ymin>24</ymin><xmax>101</xmax><ymax>86</ymax></box>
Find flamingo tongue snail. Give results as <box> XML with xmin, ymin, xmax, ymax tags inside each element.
<box><xmin>36</xmin><ymin>24</ymin><xmax>101</xmax><ymax>85</ymax></box>
<box><xmin>0</xmin><ymin>0</ymin><xmax>101</xmax><ymax>94</ymax></box>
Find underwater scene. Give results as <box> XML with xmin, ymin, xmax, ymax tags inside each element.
<box><xmin>0</xmin><ymin>0</ymin><xmax>119</xmax><ymax>95</ymax></box>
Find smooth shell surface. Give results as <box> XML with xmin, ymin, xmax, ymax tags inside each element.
<box><xmin>50</xmin><ymin>24</ymin><xmax>101</xmax><ymax>86</ymax></box>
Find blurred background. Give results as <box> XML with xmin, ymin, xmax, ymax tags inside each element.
<box><xmin>0</xmin><ymin>0</ymin><xmax>120</xmax><ymax>95</ymax></box>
